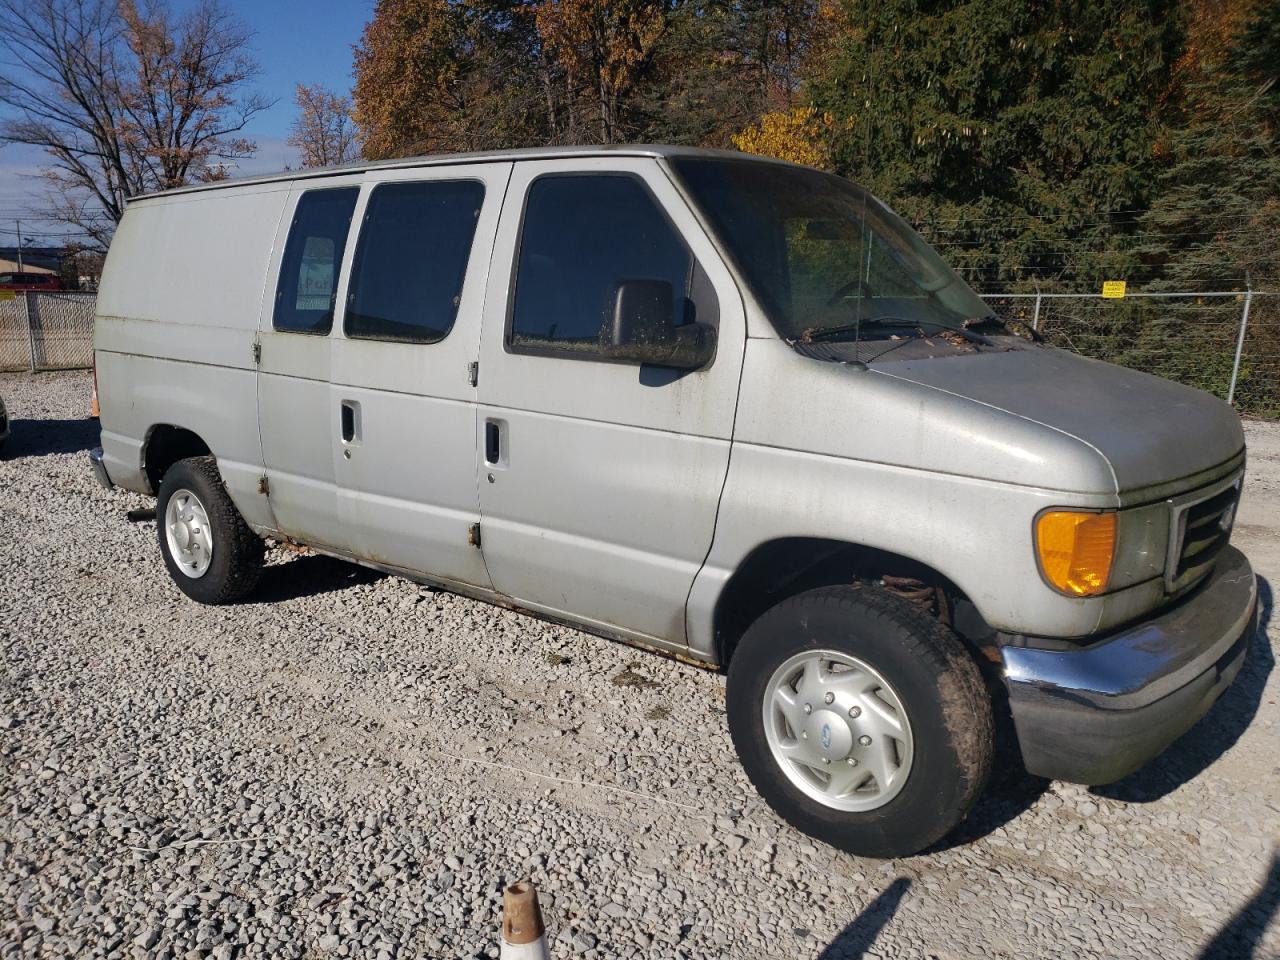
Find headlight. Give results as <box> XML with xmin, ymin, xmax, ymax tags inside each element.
<box><xmin>1036</xmin><ymin>511</ymin><xmax>1116</xmax><ymax>596</ymax></box>
<box><xmin>1035</xmin><ymin>503</ymin><xmax>1170</xmax><ymax>597</ymax></box>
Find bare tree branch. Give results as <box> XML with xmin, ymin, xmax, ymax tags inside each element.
<box><xmin>288</xmin><ymin>83</ymin><xmax>361</xmax><ymax>168</ymax></box>
<box><xmin>0</xmin><ymin>0</ymin><xmax>274</xmax><ymax>249</ymax></box>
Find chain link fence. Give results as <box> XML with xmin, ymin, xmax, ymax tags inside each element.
<box><xmin>0</xmin><ymin>292</ymin><xmax>96</xmax><ymax>372</ymax></box>
<box><xmin>1</xmin><ymin>289</ymin><xmax>1276</xmax><ymax>418</ymax></box>
<box><xmin>982</xmin><ymin>289</ymin><xmax>1279</xmax><ymax>418</ymax></box>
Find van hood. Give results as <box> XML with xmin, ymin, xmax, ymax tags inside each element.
<box><xmin>873</xmin><ymin>346</ymin><xmax>1244</xmax><ymax>493</ymax></box>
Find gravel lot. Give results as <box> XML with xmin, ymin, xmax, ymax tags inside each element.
<box><xmin>2</xmin><ymin>369</ymin><xmax>1279</xmax><ymax>960</ymax></box>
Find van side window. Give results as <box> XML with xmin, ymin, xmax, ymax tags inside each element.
<box><xmin>345</xmin><ymin>180</ymin><xmax>485</xmax><ymax>343</ymax></box>
<box><xmin>509</xmin><ymin>175</ymin><xmax>695</xmax><ymax>358</ymax></box>
<box><xmin>273</xmin><ymin>187</ymin><xmax>359</xmax><ymax>335</ymax></box>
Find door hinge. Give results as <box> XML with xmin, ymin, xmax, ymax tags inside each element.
<box><xmin>252</xmin><ymin>340</ymin><xmax>262</xmax><ymax>365</ymax></box>
<box><xmin>467</xmin><ymin>522</ymin><xmax>481</xmax><ymax>548</ymax></box>
<box><xmin>257</xmin><ymin>475</ymin><xmax>270</xmax><ymax>496</ymax></box>
<box><xmin>467</xmin><ymin>361</ymin><xmax>478</xmax><ymax>387</ymax></box>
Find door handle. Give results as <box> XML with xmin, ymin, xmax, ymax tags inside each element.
<box><xmin>341</xmin><ymin>400</ymin><xmax>360</xmax><ymax>443</ymax></box>
<box><xmin>484</xmin><ymin>419</ymin><xmax>501</xmax><ymax>465</ymax></box>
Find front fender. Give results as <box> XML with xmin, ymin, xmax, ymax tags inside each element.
<box><xmin>685</xmin><ymin>443</ymin><xmax>1115</xmax><ymax>662</ymax></box>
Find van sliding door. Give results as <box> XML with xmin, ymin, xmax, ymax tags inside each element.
<box><xmin>328</xmin><ymin>162</ymin><xmax>512</xmax><ymax>589</ymax></box>
<box><xmin>256</xmin><ymin>177</ymin><xmax>363</xmax><ymax>552</ymax></box>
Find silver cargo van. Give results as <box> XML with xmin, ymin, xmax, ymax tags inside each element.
<box><xmin>90</xmin><ymin>146</ymin><xmax>1258</xmax><ymax>857</ymax></box>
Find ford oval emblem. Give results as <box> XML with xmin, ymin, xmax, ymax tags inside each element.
<box><xmin>820</xmin><ymin>723</ymin><xmax>832</xmax><ymax>750</ymax></box>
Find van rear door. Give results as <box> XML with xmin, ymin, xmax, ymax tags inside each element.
<box><xmin>328</xmin><ymin>163</ymin><xmax>512</xmax><ymax>589</ymax></box>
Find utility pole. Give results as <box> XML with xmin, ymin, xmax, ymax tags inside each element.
<box><xmin>15</xmin><ymin>220</ymin><xmax>23</xmax><ymax>271</ymax></box>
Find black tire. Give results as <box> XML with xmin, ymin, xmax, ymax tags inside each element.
<box><xmin>156</xmin><ymin>456</ymin><xmax>264</xmax><ymax>604</ymax></box>
<box><xmin>726</xmin><ymin>584</ymin><xmax>993</xmax><ymax>858</ymax></box>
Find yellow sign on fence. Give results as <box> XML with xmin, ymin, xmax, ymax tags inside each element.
<box><xmin>1101</xmin><ymin>280</ymin><xmax>1127</xmax><ymax>299</ymax></box>
<box><xmin>0</xmin><ymin>290</ymin><xmax>14</xmax><ymax>301</ymax></box>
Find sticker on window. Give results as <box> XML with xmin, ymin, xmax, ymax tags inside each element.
<box><xmin>296</xmin><ymin>236</ymin><xmax>336</xmax><ymax>311</ymax></box>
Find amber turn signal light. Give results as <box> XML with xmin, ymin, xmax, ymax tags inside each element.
<box><xmin>1035</xmin><ymin>511</ymin><xmax>1117</xmax><ymax>597</ymax></box>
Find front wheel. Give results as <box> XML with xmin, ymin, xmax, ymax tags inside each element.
<box><xmin>157</xmin><ymin>456</ymin><xmax>264</xmax><ymax>604</ymax></box>
<box><xmin>726</xmin><ymin>584</ymin><xmax>993</xmax><ymax>858</ymax></box>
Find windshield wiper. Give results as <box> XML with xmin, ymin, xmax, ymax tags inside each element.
<box><xmin>965</xmin><ymin>313</ymin><xmax>1043</xmax><ymax>342</ymax></box>
<box><xmin>799</xmin><ymin>317</ymin><xmax>948</xmax><ymax>343</ymax></box>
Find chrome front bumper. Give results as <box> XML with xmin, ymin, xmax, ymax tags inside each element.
<box><xmin>1001</xmin><ymin>546</ymin><xmax>1257</xmax><ymax>784</ymax></box>
<box><xmin>89</xmin><ymin>446</ymin><xmax>113</xmax><ymax>489</ymax></box>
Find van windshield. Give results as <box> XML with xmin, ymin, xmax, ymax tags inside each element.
<box><xmin>669</xmin><ymin>158</ymin><xmax>994</xmax><ymax>342</ymax></box>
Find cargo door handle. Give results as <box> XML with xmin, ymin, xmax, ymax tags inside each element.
<box><xmin>484</xmin><ymin>420</ymin><xmax>501</xmax><ymax>465</ymax></box>
<box><xmin>341</xmin><ymin>400</ymin><xmax>360</xmax><ymax>444</ymax></box>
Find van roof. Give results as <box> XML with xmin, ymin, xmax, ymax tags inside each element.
<box><xmin>131</xmin><ymin>144</ymin><xmax>803</xmax><ymax>202</ymax></box>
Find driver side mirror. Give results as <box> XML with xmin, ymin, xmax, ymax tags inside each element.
<box><xmin>600</xmin><ymin>279</ymin><xmax>716</xmax><ymax>370</ymax></box>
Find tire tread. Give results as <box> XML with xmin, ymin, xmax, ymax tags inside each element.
<box><xmin>158</xmin><ymin>456</ymin><xmax>263</xmax><ymax>604</ymax></box>
<box><xmin>726</xmin><ymin>583</ymin><xmax>994</xmax><ymax>856</ymax></box>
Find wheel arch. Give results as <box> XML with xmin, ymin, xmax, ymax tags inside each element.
<box><xmin>142</xmin><ymin>424</ymin><xmax>213</xmax><ymax>494</ymax></box>
<box><xmin>712</xmin><ymin>537</ymin><xmax>995</xmax><ymax>668</ymax></box>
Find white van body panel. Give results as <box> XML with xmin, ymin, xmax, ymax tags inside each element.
<box><xmin>474</xmin><ymin>157</ymin><xmax>745</xmax><ymax>648</ymax></box>
<box><xmin>95</xmin><ymin>182</ymin><xmax>289</xmax><ymax>529</ymax></box>
<box><xmin>684</xmin><ymin>340</ymin><xmax>1114</xmax><ymax>653</ymax></box>
<box><xmin>255</xmin><ymin>173</ymin><xmax>363</xmax><ymax>551</ymax></box>
<box><xmin>329</xmin><ymin>162</ymin><xmax>513</xmax><ymax>591</ymax></box>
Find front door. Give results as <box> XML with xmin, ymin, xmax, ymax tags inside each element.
<box><xmin>475</xmin><ymin>158</ymin><xmax>745</xmax><ymax>648</ymax></box>
<box><xmin>329</xmin><ymin>163</ymin><xmax>512</xmax><ymax>589</ymax></box>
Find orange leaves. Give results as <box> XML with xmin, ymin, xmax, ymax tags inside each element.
<box><xmin>289</xmin><ymin>84</ymin><xmax>360</xmax><ymax>168</ymax></box>
<box><xmin>353</xmin><ymin>0</ymin><xmax>512</xmax><ymax>158</ymax></box>
<box><xmin>533</xmin><ymin>0</ymin><xmax>667</xmax><ymax>142</ymax></box>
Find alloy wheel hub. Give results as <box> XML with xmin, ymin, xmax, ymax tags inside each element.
<box><xmin>763</xmin><ymin>648</ymin><xmax>914</xmax><ymax>812</ymax></box>
<box><xmin>164</xmin><ymin>488</ymin><xmax>213</xmax><ymax>579</ymax></box>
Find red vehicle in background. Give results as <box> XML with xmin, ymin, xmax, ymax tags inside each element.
<box><xmin>0</xmin><ymin>271</ymin><xmax>63</xmax><ymax>291</ymax></box>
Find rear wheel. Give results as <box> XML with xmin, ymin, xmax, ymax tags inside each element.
<box><xmin>157</xmin><ymin>456</ymin><xmax>263</xmax><ymax>604</ymax></box>
<box><xmin>726</xmin><ymin>584</ymin><xmax>993</xmax><ymax>858</ymax></box>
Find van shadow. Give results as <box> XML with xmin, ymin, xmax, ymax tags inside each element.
<box><xmin>251</xmin><ymin>553</ymin><xmax>387</xmax><ymax>604</ymax></box>
<box><xmin>1198</xmin><ymin>850</ymin><xmax>1280</xmax><ymax>959</ymax></box>
<box><xmin>815</xmin><ymin>877</ymin><xmax>911</xmax><ymax>960</ymax></box>
<box><xmin>1092</xmin><ymin>575</ymin><xmax>1274</xmax><ymax>804</ymax></box>
<box><xmin>928</xmin><ymin>722</ymin><xmax>1050</xmax><ymax>851</ymax></box>
<box><xmin>0</xmin><ymin>416</ymin><xmax>99</xmax><ymax>458</ymax></box>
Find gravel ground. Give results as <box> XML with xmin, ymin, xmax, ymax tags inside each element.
<box><xmin>2</xmin><ymin>369</ymin><xmax>1278</xmax><ymax>960</ymax></box>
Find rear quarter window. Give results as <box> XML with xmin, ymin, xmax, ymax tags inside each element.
<box><xmin>273</xmin><ymin>187</ymin><xmax>359</xmax><ymax>334</ymax></box>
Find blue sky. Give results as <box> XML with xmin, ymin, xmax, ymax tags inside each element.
<box><xmin>0</xmin><ymin>0</ymin><xmax>375</xmax><ymax>246</ymax></box>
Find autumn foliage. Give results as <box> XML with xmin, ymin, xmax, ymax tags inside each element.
<box><xmin>288</xmin><ymin>84</ymin><xmax>360</xmax><ymax>168</ymax></box>
<box><xmin>351</xmin><ymin>0</ymin><xmax>831</xmax><ymax>159</ymax></box>
<box><xmin>731</xmin><ymin>107</ymin><xmax>849</xmax><ymax>169</ymax></box>
<box><xmin>533</xmin><ymin>0</ymin><xmax>666</xmax><ymax>144</ymax></box>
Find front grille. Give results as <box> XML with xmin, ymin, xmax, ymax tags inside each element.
<box><xmin>1170</xmin><ymin>480</ymin><xmax>1240</xmax><ymax>589</ymax></box>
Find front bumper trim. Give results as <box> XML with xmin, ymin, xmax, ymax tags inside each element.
<box><xmin>1002</xmin><ymin>546</ymin><xmax>1257</xmax><ymax>784</ymax></box>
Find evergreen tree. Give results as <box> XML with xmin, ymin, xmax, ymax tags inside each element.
<box><xmin>1137</xmin><ymin>0</ymin><xmax>1280</xmax><ymax>413</ymax></box>
<box><xmin>1140</xmin><ymin>0</ymin><xmax>1280</xmax><ymax>287</ymax></box>
<box><xmin>807</xmin><ymin>0</ymin><xmax>1184</xmax><ymax>289</ymax></box>
<box><xmin>606</xmin><ymin>0</ymin><xmax>834</xmax><ymax>147</ymax></box>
